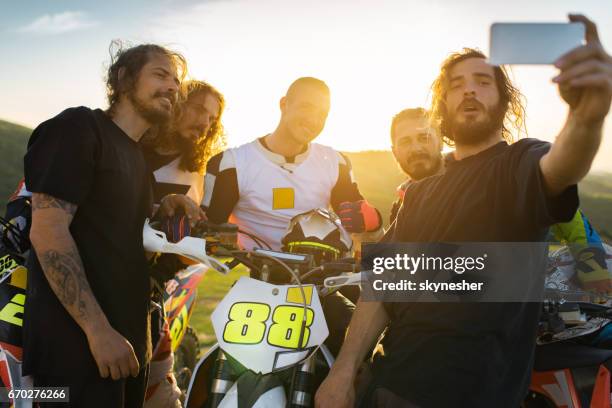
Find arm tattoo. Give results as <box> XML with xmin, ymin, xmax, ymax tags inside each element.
<box><xmin>39</xmin><ymin>248</ymin><xmax>91</xmax><ymax>320</ymax></box>
<box><xmin>31</xmin><ymin>193</ymin><xmax>104</xmax><ymax>328</ymax></box>
<box><xmin>32</xmin><ymin>193</ymin><xmax>76</xmax><ymax>215</ymax></box>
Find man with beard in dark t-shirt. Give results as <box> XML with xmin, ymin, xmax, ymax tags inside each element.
<box><xmin>316</xmin><ymin>14</ymin><xmax>612</xmax><ymax>408</ymax></box>
<box><xmin>23</xmin><ymin>44</ymin><xmax>197</xmax><ymax>407</ymax></box>
<box><xmin>387</xmin><ymin>108</ymin><xmax>610</xmax><ymax>293</ymax></box>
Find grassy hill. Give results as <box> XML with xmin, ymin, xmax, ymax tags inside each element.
<box><xmin>0</xmin><ymin>120</ymin><xmax>30</xmax><ymax>204</ymax></box>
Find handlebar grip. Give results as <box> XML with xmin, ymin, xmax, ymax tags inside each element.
<box><xmin>194</xmin><ymin>220</ymin><xmax>239</xmax><ymax>233</ymax></box>
<box><xmin>300</xmin><ymin>263</ymin><xmax>359</xmax><ymax>286</ymax></box>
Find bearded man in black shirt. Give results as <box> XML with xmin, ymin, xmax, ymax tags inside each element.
<box><xmin>316</xmin><ymin>14</ymin><xmax>612</xmax><ymax>408</ymax></box>
<box><xmin>23</xmin><ymin>43</ymin><xmax>199</xmax><ymax>407</ymax></box>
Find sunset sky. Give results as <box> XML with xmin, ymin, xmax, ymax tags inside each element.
<box><xmin>2</xmin><ymin>0</ymin><xmax>612</xmax><ymax>172</ymax></box>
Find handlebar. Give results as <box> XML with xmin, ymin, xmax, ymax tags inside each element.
<box><xmin>298</xmin><ymin>261</ymin><xmax>359</xmax><ymax>285</ymax></box>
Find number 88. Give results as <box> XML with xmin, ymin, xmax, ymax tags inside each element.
<box><xmin>222</xmin><ymin>303</ymin><xmax>315</xmax><ymax>349</ymax></box>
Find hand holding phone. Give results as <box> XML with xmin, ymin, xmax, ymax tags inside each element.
<box><xmin>553</xmin><ymin>14</ymin><xmax>612</xmax><ymax>125</ymax></box>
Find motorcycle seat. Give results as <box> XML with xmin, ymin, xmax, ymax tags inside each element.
<box><xmin>534</xmin><ymin>342</ymin><xmax>612</xmax><ymax>371</ymax></box>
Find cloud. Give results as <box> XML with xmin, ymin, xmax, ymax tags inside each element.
<box><xmin>18</xmin><ymin>11</ymin><xmax>98</xmax><ymax>35</ymax></box>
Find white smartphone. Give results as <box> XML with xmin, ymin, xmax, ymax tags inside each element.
<box><xmin>489</xmin><ymin>22</ymin><xmax>585</xmax><ymax>65</ymax></box>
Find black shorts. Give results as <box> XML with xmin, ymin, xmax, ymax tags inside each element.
<box><xmin>33</xmin><ymin>365</ymin><xmax>149</xmax><ymax>408</ymax></box>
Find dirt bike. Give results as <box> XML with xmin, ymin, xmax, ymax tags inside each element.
<box><xmin>184</xmin><ymin>209</ymin><xmax>359</xmax><ymax>408</ymax></box>
<box><xmin>0</xmin><ymin>216</ymin><xmax>32</xmax><ymax>408</ymax></box>
<box><xmin>144</xmin><ymin>219</ymin><xmax>233</xmax><ymax>403</ymax></box>
<box><xmin>524</xmin><ymin>243</ymin><xmax>612</xmax><ymax>408</ymax></box>
<box><xmin>315</xmin><ymin>241</ymin><xmax>612</xmax><ymax>408</ymax></box>
<box><xmin>152</xmin><ymin>263</ymin><xmax>207</xmax><ymax>395</ymax></box>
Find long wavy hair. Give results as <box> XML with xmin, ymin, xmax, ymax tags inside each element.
<box><xmin>105</xmin><ymin>40</ymin><xmax>188</xmax><ymax>115</ymax></box>
<box><xmin>430</xmin><ymin>48</ymin><xmax>527</xmax><ymax>146</ymax></box>
<box><xmin>144</xmin><ymin>80</ymin><xmax>226</xmax><ymax>173</ymax></box>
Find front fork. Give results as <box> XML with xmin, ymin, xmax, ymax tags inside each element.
<box><xmin>207</xmin><ymin>350</ymin><xmax>235</xmax><ymax>408</ymax></box>
<box><xmin>288</xmin><ymin>355</ymin><xmax>316</xmax><ymax>407</ymax></box>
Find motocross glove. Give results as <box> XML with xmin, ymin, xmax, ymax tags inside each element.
<box><xmin>162</xmin><ymin>214</ymin><xmax>191</xmax><ymax>243</ymax></box>
<box><xmin>150</xmin><ymin>215</ymin><xmax>193</xmax><ymax>283</ymax></box>
<box><xmin>338</xmin><ymin>200</ymin><xmax>381</xmax><ymax>233</ymax></box>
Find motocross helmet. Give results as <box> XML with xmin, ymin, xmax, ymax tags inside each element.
<box><xmin>281</xmin><ymin>208</ymin><xmax>352</xmax><ymax>264</ymax></box>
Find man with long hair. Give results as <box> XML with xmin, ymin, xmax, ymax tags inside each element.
<box><xmin>141</xmin><ymin>80</ymin><xmax>226</xmax><ymax>407</ymax></box>
<box><xmin>388</xmin><ymin>108</ymin><xmax>610</xmax><ymax>292</ymax></box>
<box><xmin>142</xmin><ymin>80</ymin><xmax>226</xmax><ymax>207</ymax></box>
<box><xmin>23</xmin><ymin>42</ymin><xmax>189</xmax><ymax>407</ymax></box>
<box><xmin>316</xmin><ymin>14</ymin><xmax>611</xmax><ymax>407</ymax></box>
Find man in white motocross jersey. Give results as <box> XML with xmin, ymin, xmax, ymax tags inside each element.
<box><xmin>202</xmin><ymin>77</ymin><xmax>382</xmax><ymax>251</ymax></box>
<box><xmin>202</xmin><ymin>77</ymin><xmax>382</xmax><ymax>355</ymax></box>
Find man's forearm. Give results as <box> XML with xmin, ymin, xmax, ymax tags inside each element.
<box><xmin>30</xmin><ymin>194</ymin><xmax>110</xmax><ymax>336</ymax></box>
<box><xmin>331</xmin><ymin>299</ymin><xmax>389</xmax><ymax>376</ymax></box>
<box><xmin>541</xmin><ymin>113</ymin><xmax>604</xmax><ymax>196</ymax></box>
<box><xmin>32</xmin><ymin>225</ymin><xmax>110</xmax><ymax>335</ymax></box>
<box><xmin>32</xmin><ymin>227</ymin><xmax>109</xmax><ymax>335</ymax></box>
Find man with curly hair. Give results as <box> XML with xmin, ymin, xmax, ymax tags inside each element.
<box><xmin>317</xmin><ymin>14</ymin><xmax>612</xmax><ymax>408</ymax></box>
<box><xmin>142</xmin><ymin>80</ymin><xmax>225</xmax><ymax>209</ymax></box>
<box><xmin>22</xmin><ymin>42</ymin><xmax>190</xmax><ymax>407</ymax></box>
<box><xmin>141</xmin><ymin>80</ymin><xmax>226</xmax><ymax>407</ymax></box>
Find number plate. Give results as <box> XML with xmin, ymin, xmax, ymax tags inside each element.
<box><xmin>211</xmin><ymin>277</ymin><xmax>328</xmax><ymax>374</ymax></box>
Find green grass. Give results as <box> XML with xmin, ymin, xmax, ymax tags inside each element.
<box><xmin>191</xmin><ymin>263</ymin><xmax>249</xmax><ymax>351</ymax></box>
<box><xmin>0</xmin><ymin>119</ymin><xmax>30</xmax><ymax>209</ymax></box>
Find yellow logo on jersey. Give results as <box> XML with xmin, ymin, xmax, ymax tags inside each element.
<box><xmin>272</xmin><ymin>188</ymin><xmax>294</xmax><ymax>210</ymax></box>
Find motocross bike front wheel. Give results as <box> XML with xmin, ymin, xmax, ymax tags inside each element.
<box><xmin>174</xmin><ymin>325</ymin><xmax>201</xmax><ymax>394</ymax></box>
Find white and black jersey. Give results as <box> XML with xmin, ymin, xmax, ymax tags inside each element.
<box><xmin>142</xmin><ymin>147</ymin><xmax>204</xmax><ymax>207</ymax></box>
<box><xmin>202</xmin><ymin>138</ymin><xmax>364</xmax><ymax>250</ymax></box>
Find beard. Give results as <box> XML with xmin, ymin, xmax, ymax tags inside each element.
<box><xmin>172</xmin><ymin>128</ymin><xmax>201</xmax><ymax>158</ymax></box>
<box><xmin>129</xmin><ymin>91</ymin><xmax>173</xmax><ymax>125</ymax></box>
<box><xmin>446</xmin><ymin>101</ymin><xmax>506</xmax><ymax>145</ymax></box>
<box><xmin>399</xmin><ymin>153</ymin><xmax>443</xmax><ymax>181</ymax></box>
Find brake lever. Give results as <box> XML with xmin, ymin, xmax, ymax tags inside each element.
<box><xmin>143</xmin><ymin>219</ymin><xmax>230</xmax><ymax>274</ymax></box>
<box><xmin>324</xmin><ymin>272</ymin><xmax>363</xmax><ymax>288</ymax></box>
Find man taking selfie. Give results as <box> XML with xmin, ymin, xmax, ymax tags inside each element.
<box><xmin>316</xmin><ymin>14</ymin><xmax>612</xmax><ymax>408</ymax></box>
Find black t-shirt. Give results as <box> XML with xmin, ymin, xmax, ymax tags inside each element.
<box><xmin>141</xmin><ymin>145</ymin><xmax>180</xmax><ymax>173</ymax></box>
<box><xmin>372</xmin><ymin>140</ymin><xmax>579</xmax><ymax>408</ymax></box>
<box><xmin>22</xmin><ymin>107</ymin><xmax>152</xmax><ymax>377</ymax></box>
